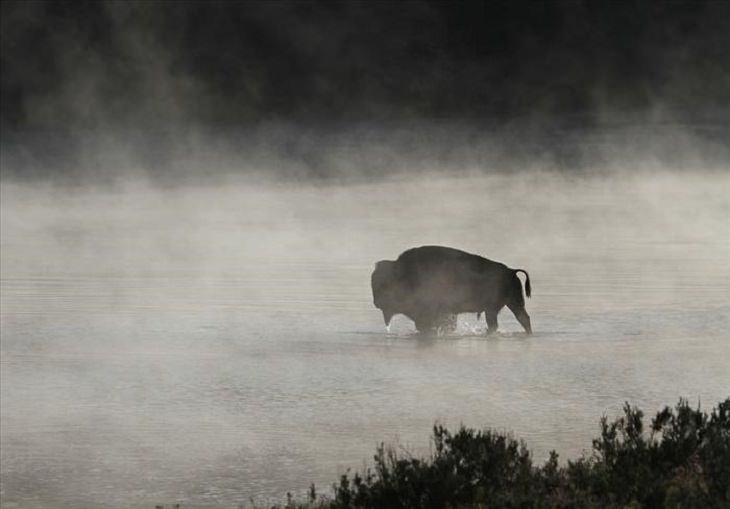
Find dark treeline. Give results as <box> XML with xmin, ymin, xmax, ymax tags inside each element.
<box><xmin>2</xmin><ymin>0</ymin><xmax>729</xmax><ymax>130</ymax></box>
<box><xmin>270</xmin><ymin>398</ymin><xmax>730</xmax><ymax>509</ymax></box>
<box><xmin>2</xmin><ymin>1</ymin><xmax>729</xmax><ymax>181</ymax></box>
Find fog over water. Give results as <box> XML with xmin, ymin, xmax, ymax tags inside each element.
<box><xmin>2</xmin><ymin>166</ymin><xmax>729</xmax><ymax>507</ymax></box>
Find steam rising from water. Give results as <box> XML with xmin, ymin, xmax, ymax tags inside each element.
<box><xmin>1</xmin><ymin>168</ymin><xmax>728</xmax><ymax>507</ymax></box>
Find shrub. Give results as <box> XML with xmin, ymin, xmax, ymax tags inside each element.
<box><xmin>321</xmin><ymin>398</ymin><xmax>729</xmax><ymax>509</ymax></box>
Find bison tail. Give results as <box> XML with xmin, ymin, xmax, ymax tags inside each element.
<box><xmin>515</xmin><ymin>269</ymin><xmax>531</xmax><ymax>298</ymax></box>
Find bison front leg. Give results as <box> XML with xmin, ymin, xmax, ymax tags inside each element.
<box><xmin>414</xmin><ymin>310</ymin><xmax>456</xmax><ymax>334</ymax></box>
<box><xmin>412</xmin><ymin>312</ymin><xmax>435</xmax><ymax>333</ymax></box>
<box><xmin>406</xmin><ymin>310</ymin><xmax>435</xmax><ymax>333</ymax></box>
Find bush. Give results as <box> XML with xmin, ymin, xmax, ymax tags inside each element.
<box><xmin>318</xmin><ymin>398</ymin><xmax>730</xmax><ymax>509</ymax></box>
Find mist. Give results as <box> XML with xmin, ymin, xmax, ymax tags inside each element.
<box><xmin>3</xmin><ymin>169</ymin><xmax>729</xmax><ymax>506</ymax></box>
<box><xmin>1</xmin><ymin>1</ymin><xmax>729</xmax><ymax>507</ymax></box>
<box><xmin>2</xmin><ymin>0</ymin><xmax>730</xmax><ymax>183</ymax></box>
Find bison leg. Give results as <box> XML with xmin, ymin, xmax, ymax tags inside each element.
<box><xmin>507</xmin><ymin>303</ymin><xmax>532</xmax><ymax>334</ymax></box>
<box><xmin>413</xmin><ymin>313</ymin><xmax>435</xmax><ymax>333</ymax></box>
<box><xmin>435</xmin><ymin>313</ymin><xmax>457</xmax><ymax>333</ymax></box>
<box><xmin>415</xmin><ymin>319</ymin><xmax>436</xmax><ymax>333</ymax></box>
<box><xmin>484</xmin><ymin>309</ymin><xmax>499</xmax><ymax>335</ymax></box>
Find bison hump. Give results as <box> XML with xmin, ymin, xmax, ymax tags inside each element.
<box><xmin>397</xmin><ymin>245</ymin><xmax>498</xmax><ymax>267</ymax></box>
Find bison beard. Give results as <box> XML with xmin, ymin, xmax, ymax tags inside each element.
<box><xmin>371</xmin><ymin>246</ymin><xmax>532</xmax><ymax>334</ymax></box>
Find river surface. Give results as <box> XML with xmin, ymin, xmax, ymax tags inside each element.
<box><xmin>1</xmin><ymin>172</ymin><xmax>729</xmax><ymax>508</ymax></box>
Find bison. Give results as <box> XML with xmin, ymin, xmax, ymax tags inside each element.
<box><xmin>371</xmin><ymin>246</ymin><xmax>532</xmax><ymax>334</ymax></box>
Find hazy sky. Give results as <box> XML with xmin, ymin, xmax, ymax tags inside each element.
<box><xmin>1</xmin><ymin>0</ymin><xmax>729</xmax><ymax>180</ymax></box>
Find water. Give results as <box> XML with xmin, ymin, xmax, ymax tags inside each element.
<box><xmin>1</xmin><ymin>171</ymin><xmax>729</xmax><ymax>508</ymax></box>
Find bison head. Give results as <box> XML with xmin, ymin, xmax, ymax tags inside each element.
<box><xmin>371</xmin><ymin>260</ymin><xmax>401</xmax><ymax>326</ymax></box>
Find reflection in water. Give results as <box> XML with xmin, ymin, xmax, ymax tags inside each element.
<box><xmin>1</xmin><ymin>172</ymin><xmax>729</xmax><ymax>507</ymax></box>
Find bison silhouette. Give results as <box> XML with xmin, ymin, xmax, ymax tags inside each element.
<box><xmin>371</xmin><ymin>246</ymin><xmax>532</xmax><ymax>334</ymax></box>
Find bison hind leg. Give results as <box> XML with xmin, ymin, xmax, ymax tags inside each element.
<box><xmin>485</xmin><ymin>309</ymin><xmax>499</xmax><ymax>335</ymax></box>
